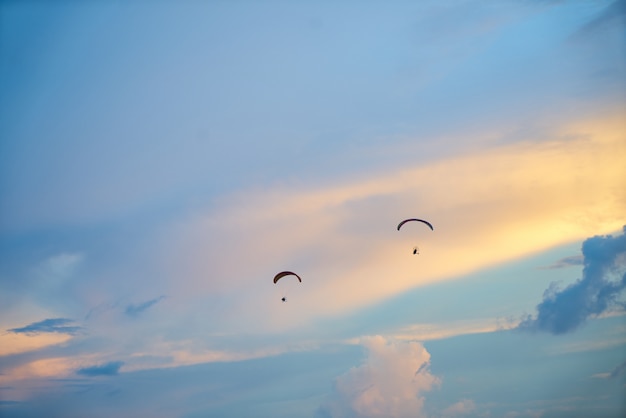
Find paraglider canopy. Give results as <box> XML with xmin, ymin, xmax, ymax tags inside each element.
<box><xmin>397</xmin><ymin>218</ymin><xmax>434</xmax><ymax>231</ymax></box>
<box><xmin>273</xmin><ymin>271</ymin><xmax>302</xmax><ymax>284</ymax></box>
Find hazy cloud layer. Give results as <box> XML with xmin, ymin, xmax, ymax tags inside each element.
<box><xmin>318</xmin><ymin>336</ymin><xmax>439</xmax><ymax>418</ymax></box>
<box><xmin>519</xmin><ymin>226</ymin><xmax>626</xmax><ymax>334</ymax></box>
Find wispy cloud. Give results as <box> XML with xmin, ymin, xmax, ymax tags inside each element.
<box><xmin>84</xmin><ymin>300</ymin><xmax>120</xmax><ymax>320</ymax></box>
<box><xmin>39</xmin><ymin>252</ymin><xmax>82</xmax><ymax>272</ymax></box>
<box><xmin>592</xmin><ymin>359</ymin><xmax>626</xmax><ymax>379</ymax></box>
<box><xmin>539</xmin><ymin>255</ymin><xmax>583</xmax><ymax>270</ymax></box>
<box><xmin>124</xmin><ymin>296</ymin><xmax>166</xmax><ymax>317</ymax></box>
<box><xmin>7</xmin><ymin>318</ymin><xmax>82</xmax><ymax>336</ymax></box>
<box><xmin>571</xmin><ymin>0</ymin><xmax>626</xmax><ymax>40</ymax></box>
<box><xmin>608</xmin><ymin>360</ymin><xmax>626</xmax><ymax>379</ymax></box>
<box><xmin>76</xmin><ymin>361</ymin><xmax>124</xmax><ymax>377</ymax></box>
<box><xmin>0</xmin><ymin>332</ymin><xmax>73</xmax><ymax>356</ymax></box>
<box><xmin>392</xmin><ymin>318</ymin><xmax>510</xmax><ymax>342</ymax></box>
<box><xmin>518</xmin><ymin>226</ymin><xmax>626</xmax><ymax>335</ymax></box>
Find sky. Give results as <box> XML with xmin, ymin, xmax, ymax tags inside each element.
<box><xmin>0</xmin><ymin>0</ymin><xmax>625</xmax><ymax>417</ymax></box>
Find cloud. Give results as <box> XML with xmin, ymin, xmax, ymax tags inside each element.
<box><xmin>392</xmin><ymin>317</ymin><xmax>519</xmax><ymax>343</ymax></box>
<box><xmin>609</xmin><ymin>360</ymin><xmax>626</xmax><ymax>379</ymax></box>
<box><xmin>539</xmin><ymin>255</ymin><xmax>584</xmax><ymax>270</ymax></box>
<box><xmin>124</xmin><ymin>295</ymin><xmax>165</xmax><ymax>317</ymax></box>
<box><xmin>571</xmin><ymin>0</ymin><xmax>626</xmax><ymax>39</ymax></box>
<box><xmin>0</xmin><ymin>332</ymin><xmax>73</xmax><ymax>356</ymax></box>
<box><xmin>37</xmin><ymin>253</ymin><xmax>83</xmax><ymax>278</ymax></box>
<box><xmin>442</xmin><ymin>399</ymin><xmax>476</xmax><ymax>417</ymax></box>
<box><xmin>76</xmin><ymin>361</ymin><xmax>124</xmax><ymax>377</ymax></box>
<box><xmin>318</xmin><ymin>336</ymin><xmax>439</xmax><ymax>418</ymax></box>
<box><xmin>518</xmin><ymin>226</ymin><xmax>626</xmax><ymax>335</ymax></box>
<box><xmin>84</xmin><ymin>300</ymin><xmax>120</xmax><ymax>320</ymax></box>
<box><xmin>595</xmin><ymin>360</ymin><xmax>626</xmax><ymax>379</ymax></box>
<box><xmin>160</xmin><ymin>114</ymin><xmax>626</xmax><ymax>334</ymax></box>
<box><xmin>7</xmin><ymin>318</ymin><xmax>82</xmax><ymax>336</ymax></box>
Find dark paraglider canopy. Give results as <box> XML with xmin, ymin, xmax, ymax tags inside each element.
<box><xmin>397</xmin><ymin>218</ymin><xmax>434</xmax><ymax>231</ymax></box>
<box><xmin>273</xmin><ymin>271</ymin><xmax>302</xmax><ymax>284</ymax></box>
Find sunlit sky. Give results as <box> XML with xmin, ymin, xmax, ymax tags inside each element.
<box><xmin>1</xmin><ymin>1</ymin><xmax>625</xmax><ymax>417</ymax></box>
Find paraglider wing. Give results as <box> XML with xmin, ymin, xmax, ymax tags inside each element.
<box><xmin>397</xmin><ymin>218</ymin><xmax>434</xmax><ymax>231</ymax></box>
<box><xmin>273</xmin><ymin>271</ymin><xmax>302</xmax><ymax>284</ymax></box>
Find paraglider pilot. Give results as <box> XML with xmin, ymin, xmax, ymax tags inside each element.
<box><xmin>281</xmin><ymin>297</ymin><xmax>287</xmax><ymax>302</ymax></box>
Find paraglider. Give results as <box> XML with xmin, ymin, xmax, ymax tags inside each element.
<box><xmin>397</xmin><ymin>218</ymin><xmax>433</xmax><ymax>255</ymax></box>
<box><xmin>273</xmin><ymin>271</ymin><xmax>301</xmax><ymax>302</ymax></box>
<box><xmin>273</xmin><ymin>271</ymin><xmax>302</xmax><ymax>284</ymax></box>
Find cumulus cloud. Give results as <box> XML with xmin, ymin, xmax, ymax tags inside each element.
<box><xmin>76</xmin><ymin>361</ymin><xmax>124</xmax><ymax>377</ymax></box>
<box><xmin>518</xmin><ymin>226</ymin><xmax>626</xmax><ymax>334</ymax></box>
<box><xmin>7</xmin><ymin>318</ymin><xmax>82</xmax><ymax>336</ymax></box>
<box><xmin>318</xmin><ymin>336</ymin><xmax>439</xmax><ymax>418</ymax></box>
<box><xmin>124</xmin><ymin>295</ymin><xmax>166</xmax><ymax>317</ymax></box>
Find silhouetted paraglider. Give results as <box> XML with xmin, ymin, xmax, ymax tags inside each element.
<box><xmin>274</xmin><ymin>271</ymin><xmax>301</xmax><ymax>302</ymax></box>
<box><xmin>397</xmin><ymin>218</ymin><xmax>433</xmax><ymax>255</ymax></box>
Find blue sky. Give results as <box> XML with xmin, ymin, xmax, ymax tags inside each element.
<box><xmin>1</xmin><ymin>1</ymin><xmax>625</xmax><ymax>417</ymax></box>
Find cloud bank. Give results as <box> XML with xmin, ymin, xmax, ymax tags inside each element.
<box><xmin>318</xmin><ymin>336</ymin><xmax>439</xmax><ymax>418</ymax></box>
<box><xmin>519</xmin><ymin>226</ymin><xmax>626</xmax><ymax>334</ymax></box>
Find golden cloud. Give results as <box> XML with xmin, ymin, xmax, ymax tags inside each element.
<box><xmin>163</xmin><ymin>114</ymin><xmax>625</xmax><ymax>332</ymax></box>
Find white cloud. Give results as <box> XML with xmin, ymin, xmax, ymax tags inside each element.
<box><xmin>442</xmin><ymin>399</ymin><xmax>476</xmax><ymax>417</ymax></box>
<box><xmin>319</xmin><ymin>336</ymin><xmax>439</xmax><ymax>418</ymax></box>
